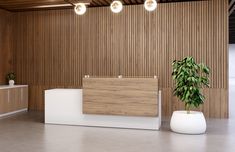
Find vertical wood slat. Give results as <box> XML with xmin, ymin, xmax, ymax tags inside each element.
<box><xmin>0</xmin><ymin>9</ymin><xmax>13</xmax><ymax>84</ymax></box>
<box><xmin>9</xmin><ymin>0</ymin><xmax>228</xmax><ymax>118</ymax></box>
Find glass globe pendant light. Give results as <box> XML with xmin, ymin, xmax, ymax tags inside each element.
<box><xmin>74</xmin><ymin>3</ymin><xmax>86</xmax><ymax>15</ymax></box>
<box><xmin>110</xmin><ymin>0</ymin><xmax>123</xmax><ymax>13</ymax></box>
<box><xmin>144</xmin><ymin>0</ymin><xmax>157</xmax><ymax>12</ymax></box>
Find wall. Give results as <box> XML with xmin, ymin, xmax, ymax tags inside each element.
<box><xmin>229</xmin><ymin>44</ymin><xmax>235</xmax><ymax>118</ymax></box>
<box><xmin>229</xmin><ymin>44</ymin><xmax>235</xmax><ymax>78</ymax></box>
<box><xmin>12</xmin><ymin>0</ymin><xmax>228</xmax><ymax>118</ymax></box>
<box><xmin>0</xmin><ymin>9</ymin><xmax>13</xmax><ymax>84</ymax></box>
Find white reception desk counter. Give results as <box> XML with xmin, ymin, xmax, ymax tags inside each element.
<box><xmin>45</xmin><ymin>89</ymin><xmax>161</xmax><ymax>130</ymax></box>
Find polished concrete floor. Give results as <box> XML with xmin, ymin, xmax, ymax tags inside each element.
<box><xmin>0</xmin><ymin>112</ymin><xmax>235</xmax><ymax>152</ymax></box>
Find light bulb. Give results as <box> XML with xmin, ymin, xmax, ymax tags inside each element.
<box><xmin>74</xmin><ymin>3</ymin><xmax>86</xmax><ymax>15</ymax></box>
<box><xmin>110</xmin><ymin>1</ymin><xmax>123</xmax><ymax>13</ymax></box>
<box><xmin>144</xmin><ymin>0</ymin><xmax>157</xmax><ymax>12</ymax></box>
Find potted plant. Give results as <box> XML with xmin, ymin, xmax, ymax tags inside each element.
<box><xmin>170</xmin><ymin>57</ymin><xmax>210</xmax><ymax>134</ymax></box>
<box><xmin>6</xmin><ymin>72</ymin><xmax>16</xmax><ymax>86</ymax></box>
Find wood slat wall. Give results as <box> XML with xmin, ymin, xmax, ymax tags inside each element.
<box><xmin>12</xmin><ymin>0</ymin><xmax>228</xmax><ymax>118</ymax></box>
<box><xmin>0</xmin><ymin>9</ymin><xmax>13</xmax><ymax>84</ymax></box>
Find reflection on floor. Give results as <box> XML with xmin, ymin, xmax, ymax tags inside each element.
<box><xmin>0</xmin><ymin>112</ymin><xmax>234</xmax><ymax>152</ymax></box>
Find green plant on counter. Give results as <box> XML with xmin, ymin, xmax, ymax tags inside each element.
<box><xmin>172</xmin><ymin>57</ymin><xmax>210</xmax><ymax>114</ymax></box>
<box><xmin>6</xmin><ymin>72</ymin><xmax>16</xmax><ymax>81</ymax></box>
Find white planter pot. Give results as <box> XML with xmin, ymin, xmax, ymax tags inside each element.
<box><xmin>170</xmin><ymin>111</ymin><xmax>206</xmax><ymax>134</ymax></box>
<box><xmin>9</xmin><ymin>80</ymin><xmax>15</xmax><ymax>86</ymax></box>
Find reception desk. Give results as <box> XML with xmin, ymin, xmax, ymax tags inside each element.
<box><xmin>45</xmin><ymin>77</ymin><xmax>161</xmax><ymax>130</ymax></box>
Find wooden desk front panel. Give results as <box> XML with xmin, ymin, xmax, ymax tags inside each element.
<box><xmin>0</xmin><ymin>87</ymin><xmax>28</xmax><ymax>114</ymax></box>
<box><xmin>83</xmin><ymin>78</ymin><xmax>159</xmax><ymax>117</ymax></box>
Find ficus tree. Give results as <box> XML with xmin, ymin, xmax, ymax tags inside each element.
<box><xmin>172</xmin><ymin>57</ymin><xmax>210</xmax><ymax>114</ymax></box>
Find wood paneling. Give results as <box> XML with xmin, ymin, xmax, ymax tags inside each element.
<box><xmin>162</xmin><ymin>88</ymin><xmax>228</xmax><ymax>118</ymax></box>
<box><xmin>12</xmin><ymin>0</ymin><xmax>228</xmax><ymax>118</ymax></box>
<box><xmin>0</xmin><ymin>89</ymin><xmax>8</xmax><ymax>114</ymax></box>
<box><xmin>22</xmin><ymin>87</ymin><xmax>28</xmax><ymax>109</ymax></box>
<box><xmin>0</xmin><ymin>9</ymin><xmax>13</xmax><ymax>84</ymax></box>
<box><xmin>83</xmin><ymin>77</ymin><xmax>159</xmax><ymax>116</ymax></box>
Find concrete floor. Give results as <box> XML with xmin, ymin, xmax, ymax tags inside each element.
<box><xmin>0</xmin><ymin>112</ymin><xmax>235</xmax><ymax>152</ymax></box>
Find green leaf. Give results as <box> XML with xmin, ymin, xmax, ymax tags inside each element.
<box><xmin>172</xmin><ymin>56</ymin><xmax>210</xmax><ymax>111</ymax></box>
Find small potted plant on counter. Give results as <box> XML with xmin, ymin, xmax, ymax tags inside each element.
<box><xmin>6</xmin><ymin>72</ymin><xmax>16</xmax><ymax>86</ymax></box>
<box><xmin>170</xmin><ymin>57</ymin><xmax>210</xmax><ymax>134</ymax></box>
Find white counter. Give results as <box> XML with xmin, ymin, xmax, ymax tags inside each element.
<box><xmin>0</xmin><ymin>85</ymin><xmax>28</xmax><ymax>89</ymax></box>
<box><xmin>45</xmin><ymin>89</ymin><xmax>161</xmax><ymax>130</ymax></box>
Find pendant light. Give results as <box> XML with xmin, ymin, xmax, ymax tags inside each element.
<box><xmin>144</xmin><ymin>0</ymin><xmax>157</xmax><ymax>12</ymax></box>
<box><xmin>74</xmin><ymin>3</ymin><xmax>87</xmax><ymax>15</ymax></box>
<box><xmin>110</xmin><ymin>0</ymin><xmax>123</xmax><ymax>13</ymax></box>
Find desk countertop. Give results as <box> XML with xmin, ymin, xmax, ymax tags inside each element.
<box><xmin>0</xmin><ymin>85</ymin><xmax>28</xmax><ymax>90</ymax></box>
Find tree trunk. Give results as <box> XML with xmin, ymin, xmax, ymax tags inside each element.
<box><xmin>185</xmin><ymin>103</ymin><xmax>190</xmax><ymax>114</ymax></box>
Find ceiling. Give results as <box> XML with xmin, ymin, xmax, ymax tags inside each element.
<box><xmin>230</xmin><ymin>12</ymin><xmax>235</xmax><ymax>44</ymax></box>
<box><xmin>0</xmin><ymin>0</ymin><xmax>200</xmax><ymax>11</ymax></box>
<box><xmin>230</xmin><ymin>0</ymin><xmax>235</xmax><ymax>44</ymax></box>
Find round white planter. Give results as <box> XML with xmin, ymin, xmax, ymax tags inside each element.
<box><xmin>9</xmin><ymin>80</ymin><xmax>15</xmax><ymax>86</ymax></box>
<box><xmin>170</xmin><ymin>111</ymin><xmax>206</xmax><ymax>134</ymax></box>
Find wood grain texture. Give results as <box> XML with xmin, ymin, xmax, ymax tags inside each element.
<box><xmin>8</xmin><ymin>88</ymin><xmax>21</xmax><ymax>111</ymax></box>
<box><xmin>0</xmin><ymin>9</ymin><xmax>13</xmax><ymax>84</ymax></box>
<box><xmin>0</xmin><ymin>89</ymin><xmax>8</xmax><ymax>114</ymax></box>
<box><xmin>166</xmin><ymin>88</ymin><xmax>228</xmax><ymax>118</ymax></box>
<box><xmin>21</xmin><ymin>87</ymin><xmax>28</xmax><ymax>109</ymax></box>
<box><xmin>0</xmin><ymin>86</ymin><xmax>28</xmax><ymax>114</ymax></box>
<box><xmin>10</xmin><ymin>0</ymin><xmax>228</xmax><ymax>118</ymax></box>
<box><xmin>83</xmin><ymin>77</ymin><xmax>159</xmax><ymax>116</ymax></box>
